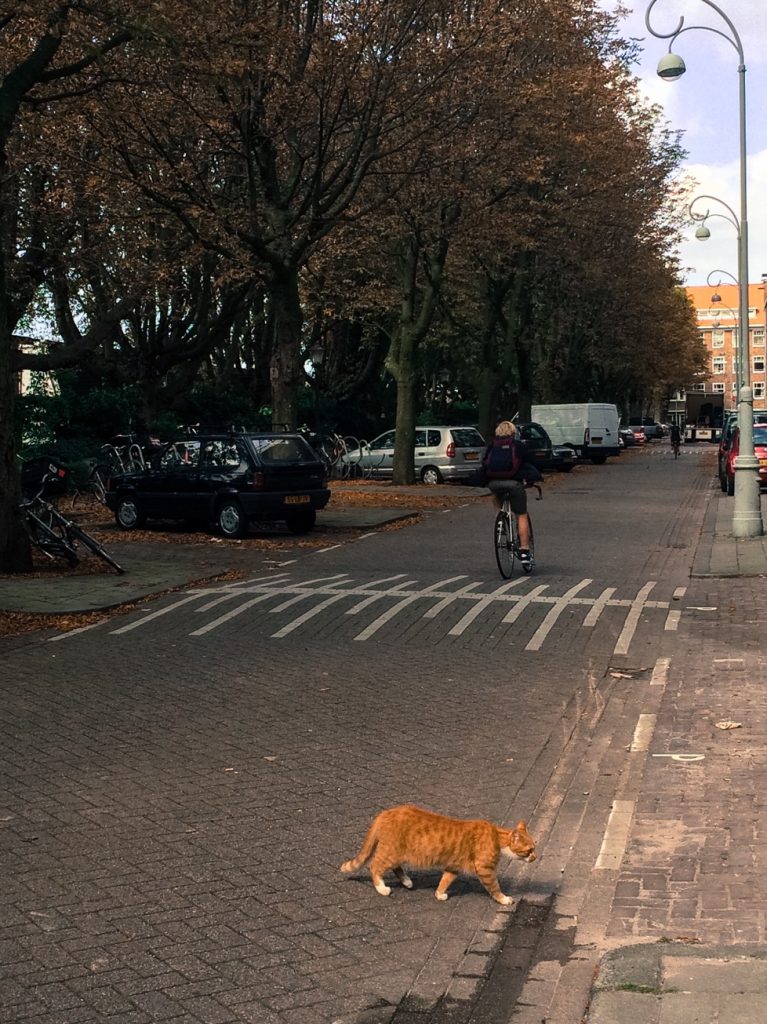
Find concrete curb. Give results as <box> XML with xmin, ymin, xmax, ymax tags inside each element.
<box><xmin>588</xmin><ymin>942</ymin><xmax>767</xmax><ymax>1023</ymax></box>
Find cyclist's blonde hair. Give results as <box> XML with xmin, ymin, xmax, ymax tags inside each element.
<box><xmin>495</xmin><ymin>420</ymin><xmax>517</xmax><ymax>438</ymax></box>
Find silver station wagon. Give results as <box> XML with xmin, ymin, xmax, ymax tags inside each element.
<box><xmin>343</xmin><ymin>425</ymin><xmax>486</xmax><ymax>484</ymax></box>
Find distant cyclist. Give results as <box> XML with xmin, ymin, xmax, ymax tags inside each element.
<box><xmin>669</xmin><ymin>422</ymin><xmax>682</xmax><ymax>458</ymax></box>
<box><xmin>482</xmin><ymin>420</ymin><xmax>542</xmax><ymax>564</ymax></box>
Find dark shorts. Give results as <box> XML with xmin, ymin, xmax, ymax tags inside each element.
<box><xmin>488</xmin><ymin>479</ymin><xmax>527</xmax><ymax>514</ymax></box>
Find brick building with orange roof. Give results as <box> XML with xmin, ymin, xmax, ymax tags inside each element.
<box><xmin>684</xmin><ymin>281</ymin><xmax>767</xmax><ymax>416</ymax></box>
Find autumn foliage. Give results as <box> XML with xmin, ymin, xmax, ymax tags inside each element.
<box><xmin>1</xmin><ymin>0</ymin><xmax>702</xmax><ymax>569</ymax></box>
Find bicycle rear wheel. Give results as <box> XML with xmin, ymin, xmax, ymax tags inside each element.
<box><xmin>25</xmin><ymin>517</ymin><xmax>80</xmax><ymax>568</ymax></box>
<box><xmin>89</xmin><ymin>464</ymin><xmax>110</xmax><ymax>504</ymax></box>
<box><xmin>494</xmin><ymin>510</ymin><xmax>515</xmax><ymax>579</ymax></box>
<box><xmin>68</xmin><ymin>523</ymin><xmax>125</xmax><ymax>574</ymax></box>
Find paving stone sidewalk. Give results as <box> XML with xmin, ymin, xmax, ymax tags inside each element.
<box><xmin>0</xmin><ymin>505</ymin><xmax>421</xmax><ymax>615</ymax></box>
<box><xmin>584</xmin><ymin>487</ymin><xmax>767</xmax><ymax>1024</ymax></box>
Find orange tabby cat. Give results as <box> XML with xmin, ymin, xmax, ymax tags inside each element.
<box><xmin>340</xmin><ymin>804</ymin><xmax>536</xmax><ymax>904</ymax></box>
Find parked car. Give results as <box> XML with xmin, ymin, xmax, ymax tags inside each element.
<box><xmin>105</xmin><ymin>432</ymin><xmax>330</xmax><ymax>536</ymax></box>
<box><xmin>621</xmin><ymin>424</ymin><xmax>646</xmax><ymax>445</ymax></box>
<box><xmin>628</xmin><ymin>417</ymin><xmax>663</xmax><ymax>440</ymax></box>
<box><xmin>721</xmin><ymin>423</ymin><xmax>767</xmax><ymax>495</ymax></box>
<box><xmin>516</xmin><ymin>422</ymin><xmax>576</xmax><ymax>472</ymax></box>
<box><xmin>341</xmin><ymin>425</ymin><xmax>486</xmax><ymax>484</ymax></box>
<box><xmin>718</xmin><ymin>411</ymin><xmax>767</xmax><ymax>486</ymax></box>
<box><xmin>618</xmin><ymin>426</ymin><xmax>638</xmax><ymax>448</ymax></box>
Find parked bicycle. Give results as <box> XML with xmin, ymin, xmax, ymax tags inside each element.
<box><xmin>494</xmin><ymin>484</ymin><xmax>542</xmax><ymax>579</ymax></box>
<box><xmin>18</xmin><ymin>469</ymin><xmax>125</xmax><ymax>573</ymax></box>
<box><xmin>90</xmin><ymin>434</ymin><xmax>151</xmax><ymax>504</ymax></box>
<box><xmin>296</xmin><ymin>427</ymin><xmax>364</xmax><ymax>479</ymax></box>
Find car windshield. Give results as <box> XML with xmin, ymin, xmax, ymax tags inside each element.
<box><xmin>450</xmin><ymin>428</ymin><xmax>484</xmax><ymax>447</ymax></box>
<box><xmin>249</xmin><ymin>436</ymin><xmax>317</xmax><ymax>462</ymax></box>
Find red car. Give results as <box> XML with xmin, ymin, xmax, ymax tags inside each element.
<box><xmin>722</xmin><ymin>424</ymin><xmax>767</xmax><ymax>495</ymax></box>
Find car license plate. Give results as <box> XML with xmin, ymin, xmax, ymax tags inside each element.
<box><xmin>284</xmin><ymin>495</ymin><xmax>310</xmax><ymax>505</ymax></box>
<box><xmin>464</xmin><ymin>452</ymin><xmax>478</xmax><ymax>461</ymax></box>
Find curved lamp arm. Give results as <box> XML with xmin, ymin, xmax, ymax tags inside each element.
<box><xmin>706</xmin><ymin>268</ymin><xmax>739</xmax><ymax>288</ymax></box>
<box><xmin>645</xmin><ymin>0</ymin><xmax>744</xmax><ymax>62</ymax></box>
<box><xmin>688</xmin><ymin>194</ymin><xmax>740</xmax><ymax>235</ymax></box>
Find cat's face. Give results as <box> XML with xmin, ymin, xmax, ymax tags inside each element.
<box><xmin>507</xmin><ymin>820</ymin><xmax>537</xmax><ymax>862</ymax></box>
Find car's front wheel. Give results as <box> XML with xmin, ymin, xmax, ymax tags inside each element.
<box><xmin>216</xmin><ymin>499</ymin><xmax>248</xmax><ymax>538</ymax></box>
<box><xmin>285</xmin><ymin>509</ymin><xmax>316</xmax><ymax>534</ymax></box>
<box><xmin>421</xmin><ymin>466</ymin><xmax>443</xmax><ymax>485</ymax></box>
<box><xmin>115</xmin><ymin>494</ymin><xmax>146</xmax><ymax>530</ymax></box>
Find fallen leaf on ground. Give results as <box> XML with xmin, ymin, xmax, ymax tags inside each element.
<box><xmin>714</xmin><ymin>720</ymin><xmax>742</xmax><ymax>730</ymax></box>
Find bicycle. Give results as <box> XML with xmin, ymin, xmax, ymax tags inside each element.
<box><xmin>18</xmin><ymin>472</ymin><xmax>125</xmax><ymax>574</ymax></box>
<box><xmin>494</xmin><ymin>484</ymin><xmax>541</xmax><ymax>579</ymax></box>
<box><xmin>90</xmin><ymin>434</ymin><xmax>149</xmax><ymax>504</ymax></box>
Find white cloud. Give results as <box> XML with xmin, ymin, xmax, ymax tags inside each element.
<box><xmin>676</xmin><ymin>148</ymin><xmax>767</xmax><ymax>284</ymax></box>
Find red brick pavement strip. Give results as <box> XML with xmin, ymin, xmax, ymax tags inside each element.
<box><xmin>578</xmin><ymin>572</ymin><xmax>767</xmax><ymax>1023</ymax></box>
<box><xmin>604</xmin><ymin>581</ymin><xmax>767</xmax><ymax>948</ymax></box>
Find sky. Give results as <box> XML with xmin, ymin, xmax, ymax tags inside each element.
<box><xmin>598</xmin><ymin>1</ymin><xmax>767</xmax><ymax>286</ymax></box>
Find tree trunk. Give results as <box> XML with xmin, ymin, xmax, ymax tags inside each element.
<box><xmin>0</xmin><ymin>247</ymin><xmax>33</xmax><ymax>572</ymax></box>
<box><xmin>387</xmin><ymin>312</ymin><xmax>417</xmax><ymax>484</ymax></box>
<box><xmin>386</xmin><ymin>234</ymin><xmax>449</xmax><ymax>484</ymax></box>
<box><xmin>269</xmin><ymin>268</ymin><xmax>303</xmax><ymax>431</ymax></box>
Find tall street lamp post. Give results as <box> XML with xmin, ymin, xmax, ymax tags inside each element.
<box><xmin>646</xmin><ymin>0</ymin><xmax>763</xmax><ymax>537</ymax></box>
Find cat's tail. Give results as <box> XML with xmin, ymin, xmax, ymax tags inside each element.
<box><xmin>340</xmin><ymin>817</ymin><xmax>379</xmax><ymax>873</ymax></box>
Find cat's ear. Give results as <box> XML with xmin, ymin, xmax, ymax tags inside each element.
<box><xmin>514</xmin><ymin>820</ymin><xmax>527</xmax><ymax>832</ymax></box>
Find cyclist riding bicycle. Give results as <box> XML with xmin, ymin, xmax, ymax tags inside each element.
<box><xmin>482</xmin><ymin>420</ymin><xmax>542</xmax><ymax>564</ymax></box>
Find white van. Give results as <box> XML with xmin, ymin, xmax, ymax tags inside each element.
<box><xmin>529</xmin><ymin>403</ymin><xmax>620</xmax><ymax>463</ymax></box>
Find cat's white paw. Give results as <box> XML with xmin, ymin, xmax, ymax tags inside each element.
<box><xmin>375</xmin><ymin>882</ymin><xmax>392</xmax><ymax>896</ymax></box>
<box><xmin>499</xmin><ymin>894</ymin><xmax>514</xmax><ymax>906</ymax></box>
<box><xmin>435</xmin><ymin>891</ymin><xmax>448</xmax><ymax>901</ymax></box>
<box><xmin>401</xmin><ymin>874</ymin><xmax>413</xmax><ymax>889</ymax></box>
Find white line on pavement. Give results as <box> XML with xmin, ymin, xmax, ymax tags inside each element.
<box><xmin>664</xmin><ymin>609</ymin><xmax>682</xmax><ymax>631</ymax></box>
<box><xmin>502</xmin><ymin>585</ymin><xmax>549</xmax><ymax>624</ymax></box>
<box><xmin>582</xmin><ymin>587</ymin><xmax>616</xmax><ymax>627</ymax></box>
<box><xmin>595</xmin><ymin>800</ymin><xmax>635</xmax><ymax>870</ymax></box>
<box><xmin>651</xmin><ymin>657</ymin><xmax>670</xmax><ymax>687</ymax></box>
<box><xmin>111</xmin><ymin>592</ymin><xmax>209</xmax><ymax>635</ymax></box>
<box><xmin>525</xmin><ymin>579</ymin><xmax>593</xmax><ymax>651</ymax></box>
<box><xmin>630</xmin><ymin>714</ymin><xmax>657</xmax><ymax>752</ymax></box>
<box><xmin>613</xmin><ymin>581</ymin><xmax>656</xmax><ymax>656</ymax></box>
<box><xmin>446</xmin><ymin>579</ymin><xmax>525</xmax><ymax>636</ymax></box>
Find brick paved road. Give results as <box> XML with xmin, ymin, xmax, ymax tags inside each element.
<box><xmin>0</xmin><ymin>447</ymin><xmax>722</xmax><ymax>1023</ymax></box>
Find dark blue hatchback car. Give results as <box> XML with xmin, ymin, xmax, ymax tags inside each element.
<box><xmin>105</xmin><ymin>432</ymin><xmax>330</xmax><ymax>537</ymax></box>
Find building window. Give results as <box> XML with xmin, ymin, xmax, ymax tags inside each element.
<box><xmin>712</xmin><ymin>356</ymin><xmax>725</xmax><ymax>374</ymax></box>
<box><xmin>692</xmin><ymin>383</ymin><xmax>706</xmax><ymax>392</ymax></box>
<box><xmin>754</xmin><ymin>355</ymin><xmax>766</xmax><ymax>374</ymax></box>
<box><xmin>754</xmin><ymin>382</ymin><xmax>765</xmax><ymax>399</ymax></box>
<box><xmin>712</xmin><ymin>382</ymin><xmax>726</xmax><ymax>394</ymax></box>
<box><xmin>753</xmin><ymin>329</ymin><xmax>765</xmax><ymax>347</ymax></box>
<box><xmin>712</xmin><ymin>329</ymin><xmax>725</xmax><ymax>347</ymax></box>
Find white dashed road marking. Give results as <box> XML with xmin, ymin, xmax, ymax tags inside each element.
<box><xmin>99</xmin><ymin>573</ymin><xmax>682</xmax><ymax>655</ymax></box>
